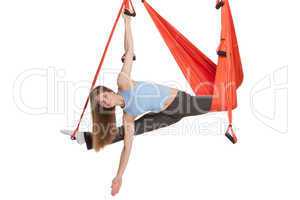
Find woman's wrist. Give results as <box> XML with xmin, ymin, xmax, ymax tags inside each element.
<box><xmin>124</xmin><ymin>16</ymin><xmax>131</xmax><ymax>23</ymax></box>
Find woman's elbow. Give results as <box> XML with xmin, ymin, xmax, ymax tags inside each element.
<box><xmin>117</xmin><ymin>75</ymin><xmax>130</xmax><ymax>90</ymax></box>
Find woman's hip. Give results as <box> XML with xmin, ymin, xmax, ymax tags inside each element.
<box><xmin>162</xmin><ymin>90</ymin><xmax>212</xmax><ymax>117</ymax></box>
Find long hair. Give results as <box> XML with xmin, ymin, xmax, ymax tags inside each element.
<box><xmin>89</xmin><ymin>85</ymin><xmax>117</xmax><ymax>152</ymax></box>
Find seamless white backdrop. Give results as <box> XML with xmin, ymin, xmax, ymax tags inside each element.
<box><xmin>0</xmin><ymin>0</ymin><xmax>299</xmax><ymax>200</ymax></box>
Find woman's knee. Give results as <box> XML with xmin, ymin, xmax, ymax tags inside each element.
<box><xmin>188</xmin><ymin>95</ymin><xmax>212</xmax><ymax>116</ymax></box>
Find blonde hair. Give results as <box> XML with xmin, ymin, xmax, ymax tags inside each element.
<box><xmin>89</xmin><ymin>86</ymin><xmax>117</xmax><ymax>151</ymax></box>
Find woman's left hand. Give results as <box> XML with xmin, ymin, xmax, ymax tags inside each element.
<box><xmin>111</xmin><ymin>176</ymin><xmax>122</xmax><ymax>196</ymax></box>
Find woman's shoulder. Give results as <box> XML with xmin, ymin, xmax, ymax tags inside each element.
<box><xmin>123</xmin><ymin>112</ymin><xmax>136</xmax><ymax>120</ymax></box>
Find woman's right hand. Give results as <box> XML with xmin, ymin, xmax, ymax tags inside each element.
<box><xmin>111</xmin><ymin>176</ymin><xmax>123</xmax><ymax>196</ymax></box>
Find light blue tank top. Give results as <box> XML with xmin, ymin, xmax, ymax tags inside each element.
<box><xmin>118</xmin><ymin>81</ymin><xmax>172</xmax><ymax>116</ymax></box>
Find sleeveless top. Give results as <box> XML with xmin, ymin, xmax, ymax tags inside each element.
<box><xmin>118</xmin><ymin>81</ymin><xmax>172</xmax><ymax>116</ymax></box>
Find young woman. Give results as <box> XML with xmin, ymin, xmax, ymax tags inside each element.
<box><xmin>62</xmin><ymin>8</ymin><xmax>212</xmax><ymax>196</ymax></box>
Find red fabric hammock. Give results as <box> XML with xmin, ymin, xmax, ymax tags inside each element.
<box><xmin>143</xmin><ymin>0</ymin><xmax>243</xmax><ymax>143</ymax></box>
<box><xmin>71</xmin><ymin>0</ymin><xmax>243</xmax><ymax>144</ymax></box>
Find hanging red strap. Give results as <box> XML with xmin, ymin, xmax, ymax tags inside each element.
<box><xmin>71</xmin><ymin>0</ymin><xmax>129</xmax><ymax>140</ymax></box>
<box><xmin>215</xmin><ymin>0</ymin><xmax>242</xmax><ymax>144</ymax></box>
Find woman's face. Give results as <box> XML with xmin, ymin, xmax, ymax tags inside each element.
<box><xmin>97</xmin><ymin>91</ymin><xmax>115</xmax><ymax>109</ymax></box>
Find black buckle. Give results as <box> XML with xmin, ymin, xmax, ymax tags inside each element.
<box><xmin>217</xmin><ymin>50</ymin><xmax>227</xmax><ymax>57</ymax></box>
<box><xmin>216</xmin><ymin>0</ymin><xmax>225</xmax><ymax>10</ymax></box>
<box><xmin>121</xmin><ymin>54</ymin><xmax>136</xmax><ymax>63</ymax></box>
<box><xmin>124</xmin><ymin>9</ymin><xmax>136</xmax><ymax>17</ymax></box>
<box><xmin>225</xmin><ymin>131</ymin><xmax>237</xmax><ymax>144</ymax></box>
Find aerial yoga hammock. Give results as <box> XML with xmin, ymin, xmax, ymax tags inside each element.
<box><xmin>69</xmin><ymin>0</ymin><xmax>243</xmax><ymax>144</ymax></box>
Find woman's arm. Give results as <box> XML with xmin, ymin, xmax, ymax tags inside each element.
<box><xmin>117</xmin><ymin>15</ymin><xmax>134</xmax><ymax>90</ymax></box>
<box><xmin>111</xmin><ymin>113</ymin><xmax>135</xmax><ymax>196</ymax></box>
<box><xmin>116</xmin><ymin>114</ymin><xmax>134</xmax><ymax>177</ymax></box>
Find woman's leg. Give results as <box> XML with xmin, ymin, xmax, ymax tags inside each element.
<box><xmin>83</xmin><ymin>91</ymin><xmax>212</xmax><ymax>150</ymax></box>
<box><xmin>111</xmin><ymin>91</ymin><xmax>212</xmax><ymax>144</ymax></box>
<box><xmin>161</xmin><ymin>90</ymin><xmax>212</xmax><ymax>118</ymax></box>
<box><xmin>83</xmin><ymin>112</ymin><xmax>183</xmax><ymax>149</ymax></box>
<box><xmin>112</xmin><ymin>111</ymin><xmax>183</xmax><ymax>143</ymax></box>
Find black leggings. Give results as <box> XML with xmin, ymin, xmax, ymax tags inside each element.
<box><xmin>84</xmin><ymin>90</ymin><xmax>212</xmax><ymax>150</ymax></box>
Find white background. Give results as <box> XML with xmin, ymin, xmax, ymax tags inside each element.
<box><xmin>0</xmin><ymin>0</ymin><xmax>299</xmax><ymax>199</ymax></box>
